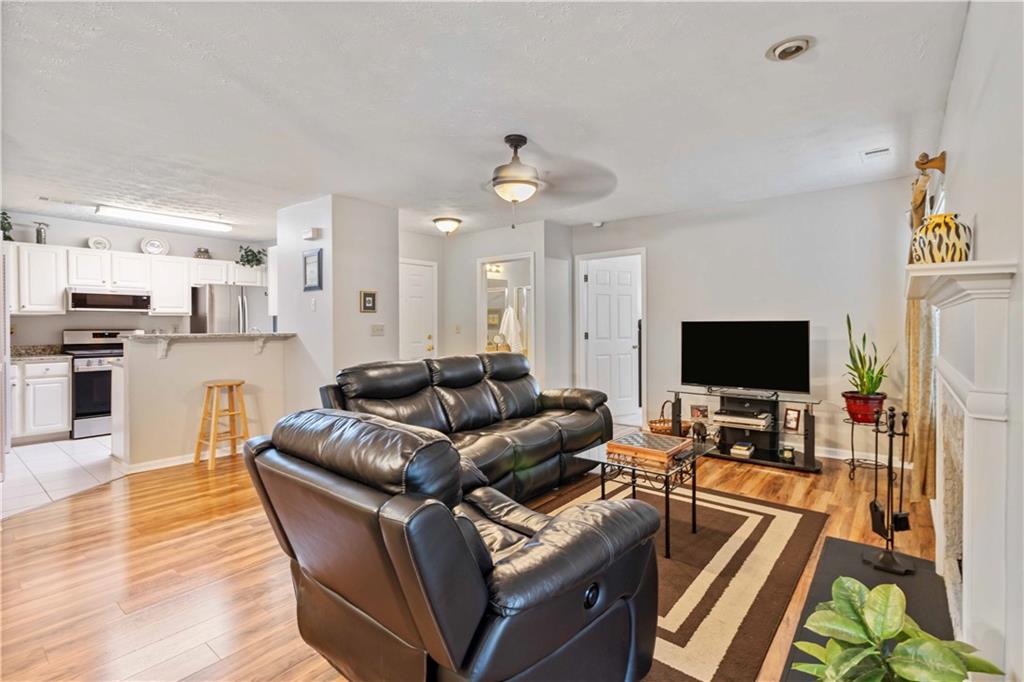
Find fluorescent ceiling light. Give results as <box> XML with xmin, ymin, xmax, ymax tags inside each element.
<box><xmin>95</xmin><ymin>205</ymin><xmax>232</xmax><ymax>232</ymax></box>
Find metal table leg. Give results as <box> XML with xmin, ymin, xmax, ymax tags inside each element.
<box><xmin>631</xmin><ymin>469</ymin><xmax>636</xmax><ymax>499</ymax></box>
<box><xmin>691</xmin><ymin>458</ymin><xmax>698</xmax><ymax>534</ymax></box>
<box><xmin>664</xmin><ymin>476</ymin><xmax>671</xmax><ymax>558</ymax></box>
<box><xmin>600</xmin><ymin>463</ymin><xmax>606</xmax><ymax>499</ymax></box>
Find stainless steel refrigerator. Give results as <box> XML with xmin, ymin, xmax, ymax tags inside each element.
<box><xmin>190</xmin><ymin>285</ymin><xmax>270</xmax><ymax>334</ymax></box>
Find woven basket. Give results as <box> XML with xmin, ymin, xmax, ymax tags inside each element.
<box><xmin>648</xmin><ymin>400</ymin><xmax>691</xmax><ymax>436</ymax></box>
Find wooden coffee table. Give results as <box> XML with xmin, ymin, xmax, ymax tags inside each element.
<box><xmin>573</xmin><ymin>432</ymin><xmax>713</xmax><ymax>558</ymax></box>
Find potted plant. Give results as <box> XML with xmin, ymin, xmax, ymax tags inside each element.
<box><xmin>793</xmin><ymin>576</ymin><xmax>1002</xmax><ymax>680</ymax></box>
<box><xmin>843</xmin><ymin>315</ymin><xmax>894</xmax><ymax>424</ymax></box>
<box><xmin>236</xmin><ymin>244</ymin><xmax>267</xmax><ymax>268</ymax></box>
<box><xmin>1</xmin><ymin>210</ymin><xmax>13</xmax><ymax>241</ymax></box>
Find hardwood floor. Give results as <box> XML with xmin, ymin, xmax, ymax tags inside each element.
<box><xmin>1</xmin><ymin>453</ymin><xmax>933</xmax><ymax>681</ymax></box>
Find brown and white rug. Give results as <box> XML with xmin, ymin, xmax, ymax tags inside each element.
<box><xmin>535</xmin><ymin>479</ymin><xmax>827</xmax><ymax>682</ymax></box>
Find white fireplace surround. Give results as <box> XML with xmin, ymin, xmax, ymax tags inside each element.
<box><xmin>906</xmin><ymin>260</ymin><xmax>1017</xmax><ymax>664</ymax></box>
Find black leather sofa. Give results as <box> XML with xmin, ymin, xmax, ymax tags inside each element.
<box><xmin>245</xmin><ymin>409</ymin><xmax>660</xmax><ymax>681</ymax></box>
<box><xmin>320</xmin><ymin>352</ymin><xmax>612</xmax><ymax>501</ymax></box>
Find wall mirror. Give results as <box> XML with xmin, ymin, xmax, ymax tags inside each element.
<box><xmin>477</xmin><ymin>253</ymin><xmax>534</xmax><ymax>361</ymax></box>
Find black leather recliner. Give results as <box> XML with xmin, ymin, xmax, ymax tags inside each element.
<box><xmin>320</xmin><ymin>352</ymin><xmax>612</xmax><ymax>501</ymax></box>
<box><xmin>245</xmin><ymin>409</ymin><xmax>660</xmax><ymax>681</ymax></box>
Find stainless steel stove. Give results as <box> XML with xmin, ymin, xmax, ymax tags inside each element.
<box><xmin>62</xmin><ymin>329</ymin><xmax>141</xmax><ymax>438</ymax></box>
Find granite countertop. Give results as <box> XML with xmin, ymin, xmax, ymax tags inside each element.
<box><xmin>11</xmin><ymin>345</ymin><xmax>70</xmax><ymax>361</ymax></box>
<box><xmin>121</xmin><ymin>332</ymin><xmax>296</xmax><ymax>340</ymax></box>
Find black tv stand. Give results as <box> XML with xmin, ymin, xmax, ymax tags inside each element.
<box><xmin>669</xmin><ymin>387</ymin><xmax>821</xmax><ymax>474</ymax></box>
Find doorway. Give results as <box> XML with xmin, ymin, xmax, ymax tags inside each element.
<box><xmin>476</xmin><ymin>253</ymin><xmax>535</xmax><ymax>361</ymax></box>
<box><xmin>398</xmin><ymin>259</ymin><xmax>438</xmax><ymax>360</ymax></box>
<box><xmin>575</xmin><ymin>250</ymin><xmax>645</xmax><ymax>426</ymax></box>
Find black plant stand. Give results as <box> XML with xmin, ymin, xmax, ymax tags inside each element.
<box><xmin>843</xmin><ymin>414</ymin><xmax>889</xmax><ymax>481</ymax></box>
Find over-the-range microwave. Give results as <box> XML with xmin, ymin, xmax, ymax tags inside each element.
<box><xmin>67</xmin><ymin>288</ymin><xmax>151</xmax><ymax>312</ymax></box>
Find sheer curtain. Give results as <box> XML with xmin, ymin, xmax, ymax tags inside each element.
<box><xmin>905</xmin><ymin>298</ymin><xmax>937</xmax><ymax>496</ymax></box>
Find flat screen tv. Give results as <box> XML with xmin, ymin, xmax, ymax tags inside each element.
<box><xmin>680</xmin><ymin>321</ymin><xmax>810</xmax><ymax>394</ymax></box>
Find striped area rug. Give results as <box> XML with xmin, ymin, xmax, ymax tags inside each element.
<box><xmin>535</xmin><ymin>479</ymin><xmax>827</xmax><ymax>682</ymax></box>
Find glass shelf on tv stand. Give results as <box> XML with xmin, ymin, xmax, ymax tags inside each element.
<box><xmin>668</xmin><ymin>386</ymin><xmax>821</xmax><ymax>407</ymax></box>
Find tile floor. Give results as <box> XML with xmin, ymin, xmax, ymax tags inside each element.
<box><xmin>1</xmin><ymin>435</ymin><xmax>122</xmax><ymax>518</ymax></box>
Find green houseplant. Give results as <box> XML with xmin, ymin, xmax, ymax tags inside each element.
<box><xmin>843</xmin><ymin>314</ymin><xmax>895</xmax><ymax>423</ymax></box>
<box><xmin>236</xmin><ymin>244</ymin><xmax>266</xmax><ymax>268</ymax></box>
<box><xmin>793</xmin><ymin>577</ymin><xmax>1001</xmax><ymax>681</ymax></box>
<box><xmin>1</xmin><ymin>210</ymin><xmax>13</xmax><ymax>241</ymax></box>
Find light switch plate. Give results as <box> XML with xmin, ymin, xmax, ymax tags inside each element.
<box><xmin>370</xmin><ymin>324</ymin><xmax>385</xmax><ymax>337</ymax></box>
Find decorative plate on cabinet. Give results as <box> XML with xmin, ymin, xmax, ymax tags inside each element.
<box><xmin>87</xmin><ymin>236</ymin><xmax>111</xmax><ymax>250</ymax></box>
<box><xmin>139</xmin><ymin>237</ymin><xmax>170</xmax><ymax>255</ymax></box>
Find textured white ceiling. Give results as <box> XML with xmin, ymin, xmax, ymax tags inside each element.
<box><xmin>1</xmin><ymin>2</ymin><xmax>967</xmax><ymax>239</ymax></box>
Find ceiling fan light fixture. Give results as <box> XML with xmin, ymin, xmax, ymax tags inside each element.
<box><xmin>433</xmin><ymin>217</ymin><xmax>462</xmax><ymax>235</ymax></box>
<box><xmin>492</xmin><ymin>134</ymin><xmax>540</xmax><ymax>204</ymax></box>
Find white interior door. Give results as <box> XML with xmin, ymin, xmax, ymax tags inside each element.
<box><xmin>583</xmin><ymin>255</ymin><xmax>642</xmax><ymax>425</ymax></box>
<box><xmin>399</xmin><ymin>260</ymin><xmax>437</xmax><ymax>360</ymax></box>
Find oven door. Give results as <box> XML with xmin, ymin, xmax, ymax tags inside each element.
<box><xmin>73</xmin><ymin>367</ymin><xmax>112</xmax><ymax>420</ymax></box>
<box><xmin>67</xmin><ymin>290</ymin><xmax>151</xmax><ymax>312</ymax></box>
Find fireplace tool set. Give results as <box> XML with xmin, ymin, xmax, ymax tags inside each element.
<box><xmin>863</xmin><ymin>407</ymin><xmax>915</xmax><ymax>575</ymax></box>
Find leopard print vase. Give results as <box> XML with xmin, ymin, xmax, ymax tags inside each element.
<box><xmin>911</xmin><ymin>212</ymin><xmax>973</xmax><ymax>263</ymax></box>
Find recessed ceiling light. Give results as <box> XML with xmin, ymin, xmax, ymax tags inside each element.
<box><xmin>433</xmin><ymin>217</ymin><xmax>461</xmax><ymax>235</ymax></box>
<box><xmin>765</xmin><ymin>36</ymin><xmax>813</xmax><ymax>62</ymax></box>
<box><xmin>95</xmin><ymin>205</ymin><xmax>232</xmax><ymax>232</ymax></box>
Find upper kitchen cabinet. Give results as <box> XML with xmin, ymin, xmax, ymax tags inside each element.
<box><xmin>67</xmin><ymin>248</ymin><xmax>111</xmax><ymax>287</ymax></box>
<box><xmin>110</xmin><ymin>253</ymin><xmax>151</xmax><ymax>290</ymax></box>
<box><xmin>191</xmin><ymin>258</ymin><xmax>230</xmax><ymax>285</ymax></box>
<box><xmin>17</xmin><ymin>244</ymin><xmax>67</xmax><ymax>314</ymax></box>
<box><xmin>4</xmin><ymin>243</ymin><xmax>19</xmax><ymax>314</ymax></box>
<box><xmin>230</xmin><ymin>263</ymin><xmax>265</xmax><ymax>287</ymax></box>
<box><xmin>149</xmin><ymin>256</ymin><xmax>191</xmax><ymax>315</ymax></box>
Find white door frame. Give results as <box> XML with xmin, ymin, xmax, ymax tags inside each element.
<box><xmin>399</xmin><ymin>258</ymin><xmax>439</xmax><ymax>358</ymax></box>
<box><xmin>476</xmin><ymin>252</ymin><xmax>536</xmax><ymax>359</ymax></box>
<box><xmin>574</xmin><ymin>248</ymin><xmax>647</xmax><ymax>424</ymax></box>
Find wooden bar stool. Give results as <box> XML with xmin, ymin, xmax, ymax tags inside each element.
<box><xmin>194</xmin><ymin>380</ymin><xmax>250</xmax><ymax>470</ymax></box>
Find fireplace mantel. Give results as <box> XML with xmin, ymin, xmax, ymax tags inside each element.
<box><xmin>905</xmin><ymin>259</ymin><xmax>1016</xmax><ymax>663</ymax></box>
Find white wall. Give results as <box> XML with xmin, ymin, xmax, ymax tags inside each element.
<box><xmin>276</xmin><ymin>194</ymin><xmax>399</xmax><ymax>413</ymax></box>
<box><xmin>276</xmin><ymin>195</ymin><xmax>335</xmax><ymax>413</ymax></box>
<box><xmin>935</xmin><ymin>2</ymin><xmax>1023</xmax><ymax>673</ymax></box>
<box><xmin>571</xmin><ymin>177</ymin><xmax>911</xmax><ymax>452</ymax></box>
<box><xmin>544</xmin><ymin>223</ymin><xmax>574</xmax><ymax>389</ymax></box>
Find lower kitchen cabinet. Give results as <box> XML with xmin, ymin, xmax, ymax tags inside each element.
<box><xmin>10</xmin><ymin>360</ymin><xmax>71</xmax><ymax>439</ymax></box>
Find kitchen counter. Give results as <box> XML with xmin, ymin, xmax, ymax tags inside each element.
<box><xmin>11</xmin><ymin>345</ymin><xmax>68</xmax><ymax>361</ymax></box>
<box><xmin>10</xmin><ymin>355</ymin><xmax>71</xmax><ymax>362</ymax></box>
<box><xmin>121</xmin><ymin>332</ymin><xmax>296</xmax><ymax>359</ymax></box>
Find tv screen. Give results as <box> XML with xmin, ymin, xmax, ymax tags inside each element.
<box><xmin>680</xmin><ymin>321</ymin><xmax>810</xmax><ymax>394</ymax></box>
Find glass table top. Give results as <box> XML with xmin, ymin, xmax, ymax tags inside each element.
<box><xmin>573</xmin><ymin>437</ymin><xmax>716</xmax><ymax>474</ymax></box>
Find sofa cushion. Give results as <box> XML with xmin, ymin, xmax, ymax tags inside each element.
<box><xmin>474</xmin><ymin>419</ymin><xmax>561</xmax><ymax>470</ymax></box>
<box><xmin>427</xmin><ymin>356</ymin><xmax>502</xmax><ymax>432</ymax></box>
<box><xmin>480</xmin><ymin>352</ymin><xmax>540</xmax><ymax>419</ymax></box>
<box><xmin>451</xmin><ymin>432</ymin><xmax>516</xmax><ymax>483</ymax></box>
<box><xmin>337</xmin><ymin>360</ymin><xmax>450</xmax><ymax>433</ymax></box>
<box><xmin>536</xmin><ymin>409</ymin><xmax>605</xmax><ymax>452</ymax></box>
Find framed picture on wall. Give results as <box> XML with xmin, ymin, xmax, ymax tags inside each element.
<box><xmin>303</xmin><ymin>249</ymin><xmax>323</xmax><ymax>292</ymax></box>
<box><xmin>690</xmin><ymin>404</ymin><xmax>709</xmax><ymax>419</ymax></box>
<box><xmin>360</xmin><ymin>290</ymin><xmax>377</xmax><ymax>313</ymax></box>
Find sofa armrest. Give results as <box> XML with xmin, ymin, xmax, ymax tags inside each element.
<box><xmin>487</xmin><ymin>499</ymin><xmax>659</xmax><ymax>616</ymax></box>
<box><xmin>539</xmin><ymin>388</ymin><xmax>607</xmax><ymax>411</ymax></box>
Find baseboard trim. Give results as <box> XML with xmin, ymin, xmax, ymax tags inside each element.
<box><xmin>814</xmin><ymin>445</ymin><xmax>913</xmax><ymax>470</ymax></box>
<box><xmin>114</xmin><ymin>448</ymin><xmax>239</xmax><ymax>474</ymax></box>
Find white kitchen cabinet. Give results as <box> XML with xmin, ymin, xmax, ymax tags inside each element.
<box><xmin>17</xmin><ymin>244</ymin><xmax>67</xmax><ymax>314</ymax></box>
<box><xmin>9</xmin><ymin>363</ymin><xmax>23</xmax><ymax>438</ymax></box>
<box><xmin>230</xmin><ymin>263</ymin><xmax>265</xmax><ymax>287</ymax></box>
<box><xmin>4</xmin><ymin>243</ymin><xmax>18</xmax><ymax>314</ymax></box>
<box><xmin>111</xmin><ymin>253</ymin><xmax>151</xmax><ymax>290</ymax></box>
<box><xmin>24</xmin><ymin>375</ymin><xmax>70</xmax><ymax>435</ymax></box>
<box><xmin>149</xmin><ymin>256</ymin><xmax>191</xmax><ymax>315</ymax></box>
<box><xmin>191</xmin><ymin>258</ymin><xmax>230</xmax><ymax>285</ymax></box>
<box><xmin>67</xmin><ymin>248</ymin><xmax>111</xmax><ymax>287</ymax></box>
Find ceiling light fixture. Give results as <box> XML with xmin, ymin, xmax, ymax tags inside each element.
<box><xmin>433</xmin><ymin>217</ymin><xmax>462</xmax><ymax>235</ymax></box>
<box><xmin>492</xmin><ymin>134</ymin><xmax>540</xmax><ymax>204</ymax></box>
<box><xmin>95</xmin><ymin>205</ymin><xmax>232</xmax><ymax>232</ymax></box>
<box><xmin>765</xmin><ymin>36</ymin><xmax>813</xmax><ymax>62</ymax></box>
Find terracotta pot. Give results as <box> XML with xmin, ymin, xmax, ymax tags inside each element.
<box><xmin>911</xmin><ymin>213</ymin><xmax>973</xmax><ymax>263</ymax></box>
<box><xmin>843</xmin><ymin>391</ymin><xmax>887</xmax><ymax>424</ymax></box>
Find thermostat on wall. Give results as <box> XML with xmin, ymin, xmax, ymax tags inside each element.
<box><xmin>302</xmin><ymin>227</ymin><xmax>322</xmax><ymax>241</ymax></box>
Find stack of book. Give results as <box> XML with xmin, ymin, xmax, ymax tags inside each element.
<box><xmin>729</xmin><ymin>442</ymin><xmax>755</xmax><ymax>458</ymax></box>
